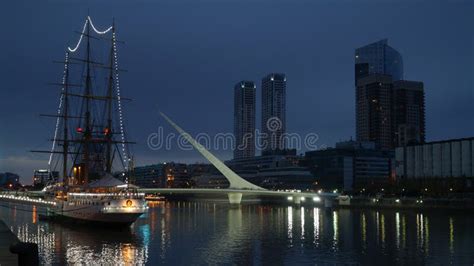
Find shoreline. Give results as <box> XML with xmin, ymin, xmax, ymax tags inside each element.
<box><xmin>334</xmin><ymin>196</ymin><xmax>474</xmax><ymax>211</ymax></box>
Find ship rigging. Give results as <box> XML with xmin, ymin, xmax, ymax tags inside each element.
<box><xmin>31</xmin><ymin>16</ymin><xmax>147</xmax><ymax>226</ymax></box>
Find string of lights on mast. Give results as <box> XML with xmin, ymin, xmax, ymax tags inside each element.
<box><xmin>49</xmin><ymin>16</ymin><xmax>129</xmax><ymax>171</ymax></box>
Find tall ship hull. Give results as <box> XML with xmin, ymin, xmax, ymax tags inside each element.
<box><xmin>47</xmin><ymin>193</ymin><xmax>147</xmax><ymax>226</ymax></box>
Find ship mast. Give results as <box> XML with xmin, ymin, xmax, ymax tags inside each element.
<box><xmin>63</xmin><ymin>53</ymin><xmax>70</xmax><ymax>183</ymax></box>
<box><xmin>31</xmin><ymin>17</ymin><xmax>135</xmax><ymax>185</ymax></box>
<box><xmin>83</xmin><ymin>19</ymin><xmax>92</xmax><ymax>184</ymax></box>
<box><xmin>105</xmin><ymin>21</ymin><xmax>115</xmax><ymax>174</ymax></box>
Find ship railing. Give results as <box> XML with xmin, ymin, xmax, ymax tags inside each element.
<box><xmin>67</xmin><ymin>192</ymin><xmax>145</xmax><ymax>200</ymax></box>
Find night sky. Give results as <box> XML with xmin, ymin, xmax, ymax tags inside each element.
<box><xmin>1</xmin><ymin>0</ymin><xmax>473</xmax><ymax>184</ymax></box>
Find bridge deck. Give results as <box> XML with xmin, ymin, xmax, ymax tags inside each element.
<box><xmin>139</xmin><ymin>188</ymin><xmax>337</xmax><ymax>198</ymax></box>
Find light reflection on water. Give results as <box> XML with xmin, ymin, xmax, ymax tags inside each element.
<box><xmin>1</xmin><ymin>201</ymin><xmax>474</xmax><ymax>265</ymax></box>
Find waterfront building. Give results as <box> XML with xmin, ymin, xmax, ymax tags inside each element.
<box><xmin>261</xmin><ymin>73</ymin><xmax>286</xmax><ymax>154</ymax></box>
<box><xmin>395</xmin><ymin>137</ymin><xmax>474</xmax><ymax>184</ymax></box>
<box><xmin>356</xmin><ymin>75</ymin><xmax>425</xmax><ymax>149</ymax></box>
<box><xmin>133</xmin><ymin>162</ymin><xmax>189</xmax><ymax>188</ymax></box>
<box><xmin>227</xmin><ymin>149</ymin><xmax>298</xmax><ymax>172</ymax></box>
<box><xmin>355</xmin><ymin>39</ymin><xmax>425</xmax><ymax>150</ymax></box>
<box><xmin>393</xmin><ymin>80</ymin><xmax>425</xmax><ymax>146</ymax></box>
<box><xmin>33</xmin><ymin>169</ymin><xmax>59</xmax><ymax>187</ymax></box>
<box><xmin>191</xmin><ymin>174</ymin><xmax>229</xmax><ymax>188</ymax></box>
<box><xmin>0</xmin><ymin>172</ymin><xmax>20</xmax><ymax>189</ymax></box>
<box><xmin>356</xmin><ymin>74</ymin><xmax>394</xmax><ymax>150</ymax></box>
<box><xmin>187</xmin><ymin>163</ymin><xmax>215</xmax><ymax>178</ymax></box>
<box><xmin>256</xmin><ymin>166</ymin><xmax>315</xmax><ymax>190</ymax></box>
<box><xmin>226</xmin><ymin>149</ymin><xmax>316</xmax><ymax>190</ymax></box>
<box><xmin>355</xmin><ymin>39</ymin><xmax>403</xmax><ymax>84</ymax></box>
<box><xmin>305</xmin><ymin>140</ymin><xmax>394</xmax><ymax>191</ymax></box>
<box><xmin>187</xmin><ymin>164</ymin><xmax>226</xmax><ymax>188</ymax></box>
<box><xmin>234</xmin><ymin>81</ymin><xmax>256</xmax><ymax>159</ymax></box>
<box><xmin>133</xmin><ymin>164</ymin><xmax>165</xmax><ymax>188</ymax></box>
<box><xmin>164</xmin><ymin>162</ymin><xmax>190</xmax><ymax>188</ymax></box>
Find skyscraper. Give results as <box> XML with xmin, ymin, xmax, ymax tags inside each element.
<box><xmin>234</xmin><ymin>81</ymin><xmax>256</xmax><ymax>159</ymax></box>
<box><xmin>261</xmin><ymin>73</ymin><xmax>286</xmax><ymax>154</ymax></box>
<box><xmin>355</xmin><ymin>39</ymin><xmax>403</xmax><ymax>84</ymax></box>
<box><xmin>393</xmin><ymin>80</ymin><xmax>425</xmax><ymax>146</ymax></box>
<box><xmin>356</xmin><ymin>74</ymin><xmax>394</xmax><ymax>150</ymax></box>
<box><xmin>355</xmin><ymin>39</ymin><xmax>418</xmax><ymax>150</ymax></box>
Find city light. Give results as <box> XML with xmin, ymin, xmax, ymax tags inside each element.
<box><xmin>313</xmin><ymin>196</ymin><xmax>321</xmax><ymax>202</ymax></box>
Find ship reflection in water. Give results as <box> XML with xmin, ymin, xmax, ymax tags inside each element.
<box><xmin>1</xmin><ymin>201</ymin><xmax>473</xmax><ymax>265</ymax></box>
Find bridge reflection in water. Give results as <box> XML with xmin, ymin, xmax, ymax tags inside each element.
<box><xmin>1</xmin><ymin>201</ymin><xmax>473</xmax><ymax>264</ymax></box>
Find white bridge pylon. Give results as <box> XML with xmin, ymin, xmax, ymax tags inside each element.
<box><xmin>160</xmin><ymin>112</ymin><xmax>265</xmax><ymax>191</ymax></box>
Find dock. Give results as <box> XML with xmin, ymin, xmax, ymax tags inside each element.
<box><xmin>0</xmin><ymin>220</ymin><xmax>19</xmax><ymax>266</ymax></box>
<box><xmin>0</xmin><ymin>220</ymin><xmax>39</xmax><ymax>266</ymax></box>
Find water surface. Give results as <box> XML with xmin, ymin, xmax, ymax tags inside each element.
<box><xmin>1</xmin><ymin>201</ymin><xmax>473</xmax><ymax>265</ymax></box>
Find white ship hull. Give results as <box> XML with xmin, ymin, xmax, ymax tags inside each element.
<box><xmin>48</xmin><ymin>193</ymin><xmax>148</xmax><ymax>226</ymax></box>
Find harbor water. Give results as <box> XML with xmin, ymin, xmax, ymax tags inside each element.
<box><xmin>1</xmin><ymin>201</ymin><xmax>473</xmax><ymax>265</ymax></box>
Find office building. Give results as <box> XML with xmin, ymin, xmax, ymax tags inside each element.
<box><xmin>393</xmin><ymin>80</ymin><xmax>425</xmax><ymax>146</ymax></box>
<box><xmin>234</xmin><ymin>81</ymin><xmax>256</xmax><ymax>159</ymax></box>
<box><xmin>133</xmin><ymin>163</ymin><xmax>188</xmax><ymax>188</ymax></box>
<box><xmin>305</xmin><ymin>140</ymin><xmax>394</xmax><ymax>191</ymax></box>
<box><xmin>227</xmin><ymin>149</ymin><xmax>316</xmax><ymax>190</ymax></box>
<box><xmin>261</xmin><ymin>73</ymin><xmax>286</xmax><ymax>154</ymax></box>
<box><xmin>355</xmin><ymin>39</ymin><xmax>403</xmax><ymax>83</ymax></box>
<box><xmin>356</xmin><ymin>74</ymin><xmax>394</xmax><ymax>150</ymax></box>
<box><xmin>355</xmin><ymin>39</ymin><xmax>425</xmax><ymax>150</ymax></box>
<box><xmin>164</xmin><ymin>162</ymin><xmax>190</xmax><ymax>188</ymax></box>
<box><xmin>133</xmin><ymin>164</ymin><xmax>165</xmax><ymax>188</ymax></box>
<box><xmin>33</xmin><ymin>169</ymin><xmax>59</xmax><ymax>187</ymax></box>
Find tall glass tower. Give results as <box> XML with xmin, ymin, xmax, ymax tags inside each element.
<box><xmin>261</xmin><ymin>73</ymin><xmax>286</xmax><ymax>154</ymax></box>
<box><xmin>355</xmin><ymin>39</ymin><xmax>403</xmax><ymax>84</ymax></box>
<box><xmin>234</xmin><ymin>81</ymin><xmax>256</xmax><ymax>159</ymax></box>
<box><xmin>355</xmin><ymin>39</ymin><xmax>404</xmax><ymax>149</ymax></box>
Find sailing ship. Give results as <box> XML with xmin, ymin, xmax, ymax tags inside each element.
<box><xmin>33</xmin><ymin>16</ymin><xmax>147</xmax><ymax>226</ymax></box>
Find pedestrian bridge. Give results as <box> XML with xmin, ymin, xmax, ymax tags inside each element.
<box><xmin>154</xmin><ymin>113</ymin><xmax>339</xmax><ymax>205</ymax></box>
<box><xmin>139</xmin><ymin>187</ymin><xmax>338</xmax><ymax>205</ymax></box>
